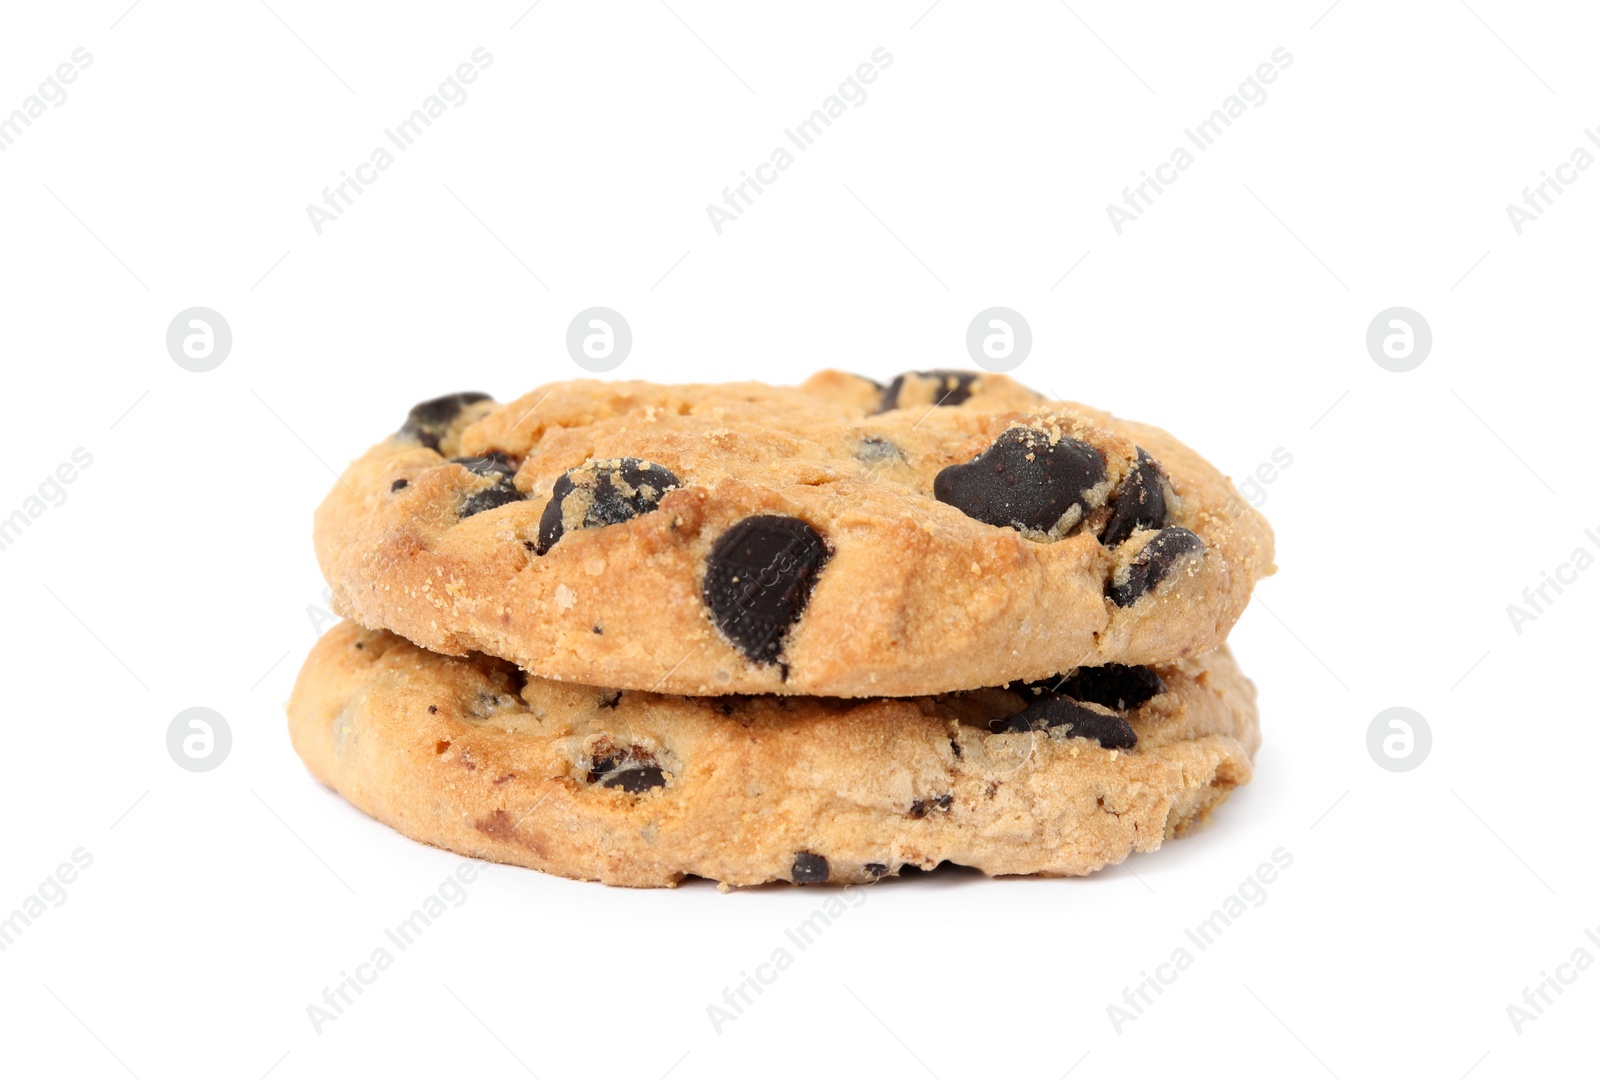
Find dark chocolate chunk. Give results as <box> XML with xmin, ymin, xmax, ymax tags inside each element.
<box><xmin>988</xmin><ymin>696</ymin><xmax>1137</xmax><ymax>749</ymax></box>
<box><xmin>451</xmin><ymin>451</ymin><xmax>525</xmax><ymax>519</ymax></box>
<box><xmin>990</xmin><ymin>694</ymin><xmax>1089</xmax><ymax>733</ymax></box>
<box><xmin>459</xmin><ymin>481</ymin><xmax>524</xmax><ymax>518</ymax></box>
<box><xmin>792</xmin><ymin>852</ymin><xmax>829</xmax><ymax>884</ymax></box>
<box><xmin>862</xmin><ymin>862</ymin><xmax>889</xmax><ymax>878</ymax></box>
<box><xmin>934</xmin><ymin>427</ymin><xmax>1106</xmax><ymax>536</ymax></box>
<box><xmin>535</xmin><ymin>458</ymin><xmax>680</xmax><ymax>554</ymax></box>
<box><xmin>877</xmin><ymin>370</ymin><xmax>979</xmax><ymax>413</ymax></box>
<box><xmin>399</xmin><ymin>392</ymin><xmax>491</xmax><ymax>451</ymax></box>
<box><xmin>1058</xmin><ymin>664</ymin><xmax>1165</xmax><ymax>711</ymax></box>
<box><xmin>587</xmin><ymin>754</ymin><xmax>623</xmax><ymax>780</ymax></box>
<box><xmin>909</xmin><ymin>794</ymin><xmax>953</xmax><ymax>818</ymax></box>
<box><xmin>1107</xmin><ymin>527</ymin><xmax>1205</xmax><ymax>607</ymax></box>
<box><xmin>1101</xmin><ymin>449</ymin><xmax>1167</xmax><ymax>547</ymax></box>
<box><xmin>1062</xmin><ymin>713</ymin><xmax>1139</xmax><ymax>748</ymax></box>
<box><xmin>587</xmin><ymin>742</ymin><xmax>662</xmax><ymax>788</ymax></box>
<box><xmin>703</xmin><ymin>515</ymin><xmax>831</xmax><ymax>666</ymax></box>
<box><xmin>390</xmin><ymin>478</ymin><xmax>409</xmax><ymax>492</ymax></box>
<box><xmin>600</xmin><ymin>765</ymin><xmax>665</xmax><ymax>793</ymax></box>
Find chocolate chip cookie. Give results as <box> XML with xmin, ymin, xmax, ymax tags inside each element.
<box><xmin>288</xmin><ymin>621</ymin><xmax>1259</xmax><ymax>888</ymax></box>
<box><xmin>314</xmin><ymin>370</ymin><xmax>1274</xmax><ymax>697</ymax></box>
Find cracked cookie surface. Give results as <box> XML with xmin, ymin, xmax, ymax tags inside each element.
<box><xmin>288</xmin><ymin>621</ymin><xmax>1260</xmax><ymax>888</ymax></box>
<box><xmin>313</xmin><ymin>370</ymin><xmax>1275</xmax><ymax>696</ymax></box>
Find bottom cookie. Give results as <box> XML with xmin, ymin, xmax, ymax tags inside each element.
<box><xmin>287</xmin><ymin>622</ymin><xmax>1260</xmax><ymax>888</ymax></box>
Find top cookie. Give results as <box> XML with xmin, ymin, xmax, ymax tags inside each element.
<box><xmin>315</xmin><ymin>370</ymin><xmax>1274</xmax><ymax>697</ymax></box>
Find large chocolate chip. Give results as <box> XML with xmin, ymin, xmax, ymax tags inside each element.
<box><xmin>989</xmin><ymin>696</ymin><xmax>1137</xmax><ymax>749</ymax></box>
<box><xmin>1062</xmin><ymin>710</ymin><xmax>1137</xmax><ymax>749</ymax></box>
<box><xmin>587</xmin><ymin>754</ymin><xmax>624</xmax><ymax>781</ymax></box>
<box><xmin>460</xmin><ymin>484</ymin><xmax>524</xmax><ymax>518</ymax></box>
<box><xmin>1101</xmin><ymin>449</ymin><xmax>1168</xmax><ymax>547</ymax></box>
<box><xmin>1058</xmin><ymin>664</ymin><xmax>1165</xmax><ymax>711</ymax></box>
<box><xmin>703</xmin><ymin>515</ymin><xmax>831</xmax><ymax>667</ymax></box>
<box><xmin>452</xmin><ymin>452</ymin><xmax>525</xmax><ymax>519</ymax></box>
<box><xmin>600</xmin><ymin>765</ymin><xmax>666</xmax><ymax>793</ymax></box>
<box><xmin>587</xmin><ymin>746</ymin><xmax>663</xmax><ymax>790</ymax></box>
<box><xmin>535</xmin><ymin>458</ymin><xmax>680</xmax><ymax>554</ymax></box>
<box><xmin>876</xmin><ymin>370</ymin><xmax>979</xmax><ymax>413</ymax></box>
<box><xmin>399</xmin><ymin>392</ymin><xmax>491</xmax><ymax>451</ymax></box>
<box><xmin>934</xmin><ymin>427</ymin><xmax>1107</xmax><ymax>536</ymax></box>
<box><xmin>1107</xmin><ymin>527</ymin><xmax>1205</xmax><ymax>607</ymax></box>
<box><xmin>792</xmin><ymin>852</ymin><xmax>829</xmax><ymax>884</ymax></box>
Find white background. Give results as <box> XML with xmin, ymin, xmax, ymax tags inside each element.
<box><xmin>1</xmin><ymin>1</ymin><xmax>1595</xmax><ymax>1077</ymax></box>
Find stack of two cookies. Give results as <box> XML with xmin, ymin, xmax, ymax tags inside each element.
<box><xmin>290</xmin><ymin>370</ymin><xmax>1274</xmax><ymax>888</ymax></box>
